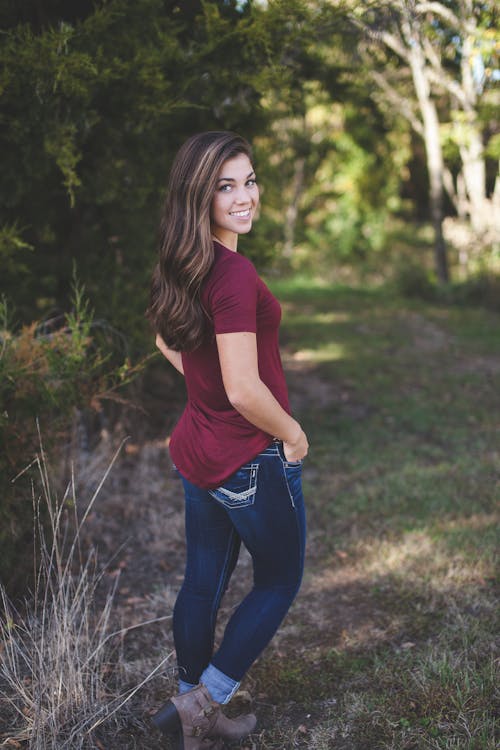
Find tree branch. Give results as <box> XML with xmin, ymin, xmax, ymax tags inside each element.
<box><xmin>425</xmin><ymin>65</ymin><xmax>467</xmax><ymax>106</ymax></box>
<box><xmin>415</xmin><ymin>2</ymin><xmax>461</xmax><ymax>28</ymax></box>
<box><xmin>350</xmin><ymin>15</ymin><xmax>410</xmax><ymax>62</ymax></box>
<box><xmin>422</xmin><ymin>35</ymin><xmax>442</xmax><ymax>74</ymax></box>
<box><xmin>371</xmin><ymin>70</ymin><xmax>424</xmax><ymax>136</ymax></box>
<box><xmin>377</xmin><ymin>29</ymin><xmax>409</xmax><ymax>60</ymax></box>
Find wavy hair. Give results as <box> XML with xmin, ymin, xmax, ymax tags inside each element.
<box><xmin>146</xmin><ymin>131</ymin><xmax>253</xmax><ymax>351</ymax></box>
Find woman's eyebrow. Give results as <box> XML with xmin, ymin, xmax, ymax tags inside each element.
<box><xmin>217</xmin><ymin>170</ymin><xmax>255</xmax><ymax>183</ymax></box>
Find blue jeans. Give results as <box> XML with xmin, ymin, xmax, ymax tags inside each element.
<box><xmin>173</xmin><ymin>441</ymin><xmax>306</xmax><ymax>696</ymax></box>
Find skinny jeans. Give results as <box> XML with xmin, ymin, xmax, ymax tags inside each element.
<box><xmin>173</xmin><ymin>441</ymin><xmax>306</xmax><ymax>688</ymax></box>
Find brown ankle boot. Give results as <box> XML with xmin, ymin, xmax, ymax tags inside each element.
<box><xmin>151</xmin><ymin>684</ymin><xmax>256</xmax><ymax>749</ymax></box>
<box><xmin>208</xmin><ymin>699</ymin><xmax>256</xmax><ymax>742</ymax></box>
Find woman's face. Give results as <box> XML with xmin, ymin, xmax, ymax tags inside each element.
<box><xmin>210</xmin><ymin>153</ymin><xmax>259</xmax><ymax>250</ymax></box>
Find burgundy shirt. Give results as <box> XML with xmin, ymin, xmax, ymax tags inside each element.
<box><xmin>169</xmin><ymin>241</ymin><xmax>290</xmax><ymax>489</ymax></box>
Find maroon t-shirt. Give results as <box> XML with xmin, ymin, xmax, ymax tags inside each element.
<box><xmin>169</xmin><ymin>241</ymin><xmax>290</xmax><ymax>489</ymax></box>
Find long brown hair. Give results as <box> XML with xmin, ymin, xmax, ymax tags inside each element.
<box><xmin>146</xmin><ymin>131</ymin><xmax>253</xmax><ymax>351</ymax></box>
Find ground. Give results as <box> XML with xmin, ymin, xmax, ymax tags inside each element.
<box><xmin>3</xmin><ymin>281</ymin><xmax>497</xmax><ymax>749</ymax></box>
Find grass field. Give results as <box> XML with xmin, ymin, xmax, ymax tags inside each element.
<box><xmin>1</xmin><ymin>277</ymin><xmax>498</xmax><ymax>749</ymax></box>
<box><xmin>250</xmin><ymin>277</ymin><xmax>499</xmax><ymax>749</ymax></box>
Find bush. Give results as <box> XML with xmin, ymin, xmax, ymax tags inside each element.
<box><xmin>393</xmin><ymin>262</ymin><xmax>436</xmax><ymax>301</ymax></box>
<box><xmin>447</xmin><ymin>272</ymin><xmax>500</xmax><ymax>312</ymax></box>
<box><xmin>0</xmin><ymin>281</ymin><xmax>138</xmax><ymax>592</ymax></box>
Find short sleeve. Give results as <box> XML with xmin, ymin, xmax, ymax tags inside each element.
<box><xmin>207</xmin><ymin>255</ymin><xmax>258</xmax><ymax>334</ymax></box>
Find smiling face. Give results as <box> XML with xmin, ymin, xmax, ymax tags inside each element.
<box><xmin>210</xmin><ymin>153</ymin><xmax>260</xmax><ymax>251</ymax></box>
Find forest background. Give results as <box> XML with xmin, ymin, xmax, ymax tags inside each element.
<box><xmin>2</xmin><ymin>0</ymin><xmax>499</xmax><ymax>337</ymax></box>
<box><xmin>0</xmin><ymin>1</ymin><xmax>499</xmax><ymax>748</ymax></box>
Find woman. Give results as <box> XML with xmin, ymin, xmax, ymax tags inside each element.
<box><xmin>147</xmin><ymin>131</ymin><xmax>308</xmax><ymax>750</ymax></box>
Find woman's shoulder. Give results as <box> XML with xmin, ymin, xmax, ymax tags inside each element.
<box><xmin>202</xmin><ymin>243</ymin><xmax>258</xmax><ymax>308</ymax></box>
<box><xmin>210</xmin><ymin>242</ymin><xmax>257</xmax><ymax>280</ymax></box>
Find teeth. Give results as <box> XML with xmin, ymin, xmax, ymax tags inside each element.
<box><xmin>230</xmin><ymin>210</ymin><xmax>250</xmax><ymax>217</ymax></box>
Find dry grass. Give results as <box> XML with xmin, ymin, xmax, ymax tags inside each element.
<box><xmin>0</xmin><ymin>436</ymin><xmax>174</xmax><ymax>749</ymax></box>
<box><xmin>2</xmin><ymin>279</ymin><xmax>499</xmax><ymax>749</ymax></box>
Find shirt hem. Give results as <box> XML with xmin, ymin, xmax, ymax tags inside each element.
<box><xmin>170</xmin><ymin>432</ymin><xmax>274</xmax><ymax>491</ymax></box>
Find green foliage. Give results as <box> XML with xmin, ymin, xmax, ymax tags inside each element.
<box><xmin>485</xmin><ymin>131</ymin><xmax>500</xmax><ymax>160</ymax></box>
<box><xmin>0</xmin><ymin>0</ymin><xmax>401</xmax><ymax>339</ymax></box>
<box><xmin>0</xmin><ymin>223</ymin><xmax>33</xmax><ymax>276</ymax></box>
<box><xmin>299</xmin><ymin>105</ymin><xmax>404</xmax><ymax>270</ymax></box>
<box><xmin>0</xmin><ymin>280</ymin><xmax>138</xmax><ymax>591</ymax></box>
<box><xmin>447</xmin><ymin>272</ymin><xmax>500</xmax><ymax>313</ymax></box>
<box><xmin>0</xmin><ymin>0</ymin><xmax>282</xmax><ymax>341</ymax></box>
<box><xmin>4</xmin><ymin>0</ymin><xmax>495</xmax><ymax>349</ymax></box>
<box><xmin>393</xmin><ymin>261</ymin><xmax>437</xmax><ymax>301</ymax></box>
<box><xmin>0</xmin><ymin>0</ymin><xmax>417</xmax><ymax>338</ymax></box>
<box><xmin>393</xmin><ymin>262</ymin><xmax>500</xmax><ymax>314</ymax></box>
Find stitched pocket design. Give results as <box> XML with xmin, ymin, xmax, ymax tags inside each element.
<box><xmin>208</xmin><ymin>464</ymin><xmax>259</xmax><ymax>509</ymax></box>
<box><xmin>282</xmin><ymin>461</ymin><xmax>302</xmax><ymax>508</ymax></box>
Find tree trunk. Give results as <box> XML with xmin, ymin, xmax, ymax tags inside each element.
<box><xmin>405</xmin><ymin>20</ymin><xmax>449</xmax><ymax>283</ymax></box>
<box><xmin>456</xmin><ymin>15</ymin><xmax>496</xmax><ymax>235</ymax></box>
<box><xmin>459</xmin><ymin>133</ymin><xmax>489</xmax><ymax>233</ymax></box>
<box><xmin>283</xmin><ymin>156</ymin><xmax>306</xmax><ymax>258</ymax></box>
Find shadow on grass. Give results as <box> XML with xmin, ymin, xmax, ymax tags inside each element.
<box><xmin>241</xmin><ymin>277</ymin><xmax>500</xmax><ymax>748</ymax></box>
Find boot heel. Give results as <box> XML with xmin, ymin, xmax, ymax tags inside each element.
<box><xmin>151</xmin><ymin>700</ymin><xmax>181</xmax><ymax>735</ymax></box>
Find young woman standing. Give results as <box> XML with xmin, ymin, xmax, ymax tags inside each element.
<box><xmin>147</xmin><ymin>131</ymin><xmax>308</xmax><ymax>749</ymax></box>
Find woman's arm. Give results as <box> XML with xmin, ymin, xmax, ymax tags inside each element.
<box><xmin>155</xmin><ymin>333</ymin><xmax>184</xmax><ymax>375</ymax></box>
<box><xmin>216</xmin><ymin>331</ymin><xmax>308</xmax><ymax>462</ymax></box>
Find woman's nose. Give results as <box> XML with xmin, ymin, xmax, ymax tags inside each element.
<box><xmin>234</xmin><ymin>186</ymin><xmax>251</xmax><ymax>202</ymax></box>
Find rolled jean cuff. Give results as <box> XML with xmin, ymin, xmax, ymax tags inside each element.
<box><xmin>200</xmin><ymin>663</ymin><xmax>240</xmax><ymax>705</ymax></box>
<box><xmin>179</xmin><ymin>678</ymin><xmax>196</xmax><ymax>694</ymax></box>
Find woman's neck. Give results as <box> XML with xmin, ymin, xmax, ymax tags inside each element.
<box><xmin>211</xmin><ymin>230</ymin><xmax>238</xmax><ymax>252</ymax></box>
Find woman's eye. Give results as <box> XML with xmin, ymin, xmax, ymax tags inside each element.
<box><xmin>218</xmin><ymin>179</ymin><xmax>257</xmax><ymax>193</ymax></box>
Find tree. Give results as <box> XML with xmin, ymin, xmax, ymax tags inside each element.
<box><xmin>0</xmin><ymin>0</ymin><xmax>281</xmax><ymax>339</ymax></box>
<box><xmin>423</xmin><ymin>0</ymin><xmax>499</xmax><ymax>235</ymax></box>
<box><xmin>247</xmin><ymin>1</ymin><xmax>400</xmax><ymax>271</ymax></box>
<box><xmin>347</xmin><ymin>0</ymin><xmax>499</xmax><ymax>282</ymax></box>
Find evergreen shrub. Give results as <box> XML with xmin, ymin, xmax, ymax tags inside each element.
<box><xmin>0</xmin><ymin>282</ymin><xmax>136</xmax><ymax>592</ymax></box>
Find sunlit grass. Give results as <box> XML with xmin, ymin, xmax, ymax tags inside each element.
<box><xmin>285</xmin><ymin>342</ymin><xmax>347</xmax><ymax>363</ymax></box>
<box><xmin>251</xmin><ymin>279</ymin><xmax>499</xmax><ymax>749</ymax></box>
<box><xmin>2</xmin><ymin>278</ymin><xmax>498</xmax><ymax>749</ymax></box>
<box><xmin>359</xmin><ymin>530</ymin><xmax>495</xmax><ymax>586</ymax></box>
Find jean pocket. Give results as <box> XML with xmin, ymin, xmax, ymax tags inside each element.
<box><xmin>276</xmin><ymin>441</ymin><xmax>303</xmax><ymax>468</ymax></box>
<box><xmin>282</xmin><ymin>461</ymin><xmax>302</xmax><ymax>508</ymax></box>
<box><xmin>208</xmin><ymin>463</ymin><xmax>259</xmax><ymax>509</ymax></box>
<box><xmin>275</xmin><ymin>442</ymin><xmax>302</xmax><ymax>507</ymax></box>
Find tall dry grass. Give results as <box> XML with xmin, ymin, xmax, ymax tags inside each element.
<box><xmin>0</xmin><ymin>436</ymin><xmax>173</xmax><ymax>749</ymax></box>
